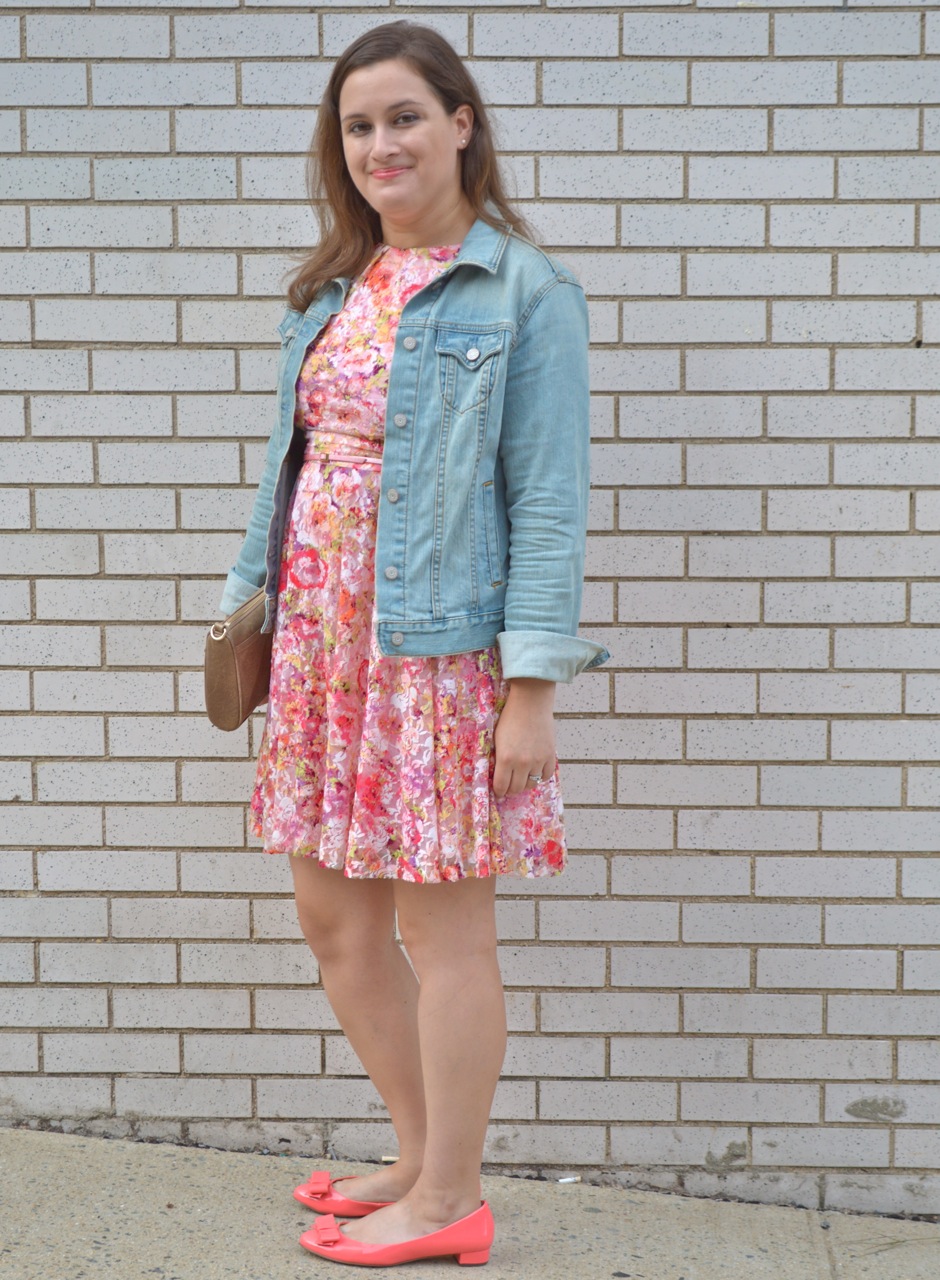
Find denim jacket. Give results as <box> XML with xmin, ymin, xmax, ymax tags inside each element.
<box><xmin>220</xmin><ymin>216</ymin><xmax>609</xmax><ymax>683</ymax></box>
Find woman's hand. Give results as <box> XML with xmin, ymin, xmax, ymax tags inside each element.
<box><xmin>492</xmin><ymin>677</ymin><xmax>557</xmax><ymax>799</ymax></box>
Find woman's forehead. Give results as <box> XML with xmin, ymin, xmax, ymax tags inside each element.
<box><xmin>339</xmin><ymin>60</ymin><xmax>435</xmax><ymax>114</ymax></box>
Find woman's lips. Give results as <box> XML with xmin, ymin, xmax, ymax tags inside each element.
<box><xmin>370</xmin><ymin>166</ymin><xmax>410</xmax><ymax>180</ymax></box>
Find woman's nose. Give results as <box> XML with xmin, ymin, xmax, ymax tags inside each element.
<box><xmin>371</xmin><ymin>126</ymin><xmax>400</xmax><ymax>159</ymax></box>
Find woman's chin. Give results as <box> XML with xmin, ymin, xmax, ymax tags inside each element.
<box><xmin>369</xmin><ymin>191</ymin><xmax>421</xmax><ymax>222</ymax></box>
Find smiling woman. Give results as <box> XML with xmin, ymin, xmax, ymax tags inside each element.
<box><xmin>217</xmin><ymin>18</ymin><xmax>606</xmax><ymax>1271</ymax></box>
<box><xmin>338</xmin><ymin>63</ymin><xmax>474</xmax><ymax>248</ymax></box>
<box><xmin>285</xmin><ymin>21</ymin><xmax>528</xmax><ymax>311</ymax></box>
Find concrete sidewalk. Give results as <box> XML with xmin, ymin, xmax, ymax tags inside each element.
<box><xmin>1</xmin><ymin>1128</ymin><xmax>938</xmax><ymax>1280</ymax></box>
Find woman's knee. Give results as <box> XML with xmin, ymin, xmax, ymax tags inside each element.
<box><xmin>290</xmin><ymin>860</ymin><xmax>395</xmax><ymax>963</ymax></box>
<box><xmin>296</xmin><ymin>900</ymin><xmax>396</xmax><ymax>966</ymax></box>
<box><xmin>395</xmin><ymin>880</ymin><xmax>499</xmax><ymax>976</ymax></box>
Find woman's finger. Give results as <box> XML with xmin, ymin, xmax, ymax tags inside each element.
<box><xmin>497</xmin><ymin>762</ymin><xmax>549</xmax><ymax>797</ymax></box>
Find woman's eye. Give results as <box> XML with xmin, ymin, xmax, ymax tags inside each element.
<box><xmin>347</xmin><ymin>121</ymin><xmax>370</xmax><ymax>135</ymax></box>
<box><xmin>395</xmin><ymin>113</ymin><xmax>419</xmax><ymax>126</ymax></box>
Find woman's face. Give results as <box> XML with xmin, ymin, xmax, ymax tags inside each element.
<box><xmin>338</xmin><ymin>58</ymin><xmax>473</xmax><ymax>244</ymax></box>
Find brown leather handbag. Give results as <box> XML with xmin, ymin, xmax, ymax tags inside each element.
<box><xmin>204</xmin><ymin>588</ymin><xmax>273</xmax><ymax>731</ymax></box>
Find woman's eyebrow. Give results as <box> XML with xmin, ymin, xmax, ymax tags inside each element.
<box><xmin>340</xmin><ymin>98</ymin><xmax>424</xmax><ymax>123</ymax></box>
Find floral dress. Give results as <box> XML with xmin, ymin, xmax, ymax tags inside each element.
<box><xmin>250</xmin><ymin>243</ymin><xmax>567</xmax><ymax>883</ymax></box>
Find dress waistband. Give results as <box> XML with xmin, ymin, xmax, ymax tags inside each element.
<box><xmin>303</xmin><ymin>428</ymin><xmax>383</xmax><ymax>469</ymax></box>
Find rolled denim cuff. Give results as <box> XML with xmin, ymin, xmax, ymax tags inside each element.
<box><xmin>497</xmin><ymin>629</ymin><xmax>610</xmax><ymax>684</ymax></box>
<box><xmin>219</xmin><ymin>567</ymin><xmax>264</xmax><ymax>617</ymax></box>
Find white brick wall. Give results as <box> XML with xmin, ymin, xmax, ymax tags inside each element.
<box><xmin>2</xmin><ymin>0</ymin><xmax>939</xmax><ymax>1220</ymax></box>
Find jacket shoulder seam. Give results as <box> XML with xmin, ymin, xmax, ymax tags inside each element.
<box><xmin>511</xmin><ymin>274</ymin><xmax>580</xmax><ymax>349</ymax></box>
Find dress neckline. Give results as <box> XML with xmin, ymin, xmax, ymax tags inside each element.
<box><xmin>377</xmin><ymin>242</ymin><xmax>461</xmax><ymax>258</ymax></box>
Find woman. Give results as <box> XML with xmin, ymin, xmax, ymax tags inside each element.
<box><xmin>219</xmin><ymin>20</ymin><xmax>607</xmax><ymax>1268</ymax></box>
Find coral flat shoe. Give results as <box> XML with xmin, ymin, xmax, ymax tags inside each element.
<box><xmin>298</xmin><ymin>1201</ymin><xmax>495</xmax><ymax>1267</ymax></box>
<box><xmin>293</xmin><ymin>1170</ymin><xmax>394</xmax><ymax>1216</ymax></box>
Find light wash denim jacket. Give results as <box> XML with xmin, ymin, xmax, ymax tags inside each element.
<box><xmin>220</xmin><ymin>216</ymin><xmax>609</xmax><ymax>683</ymax></box>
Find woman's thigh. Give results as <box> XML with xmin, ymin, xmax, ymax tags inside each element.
<box><xmin>290</xmin><ymin>856</ymin><xmax>397</xmax><ymax>961</ymax></box>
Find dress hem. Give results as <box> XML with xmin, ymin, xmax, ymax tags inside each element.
<box><xmin>262</xmin><ymin>846</ymin><xmax>566</xmax><ymax>882</ymax></box>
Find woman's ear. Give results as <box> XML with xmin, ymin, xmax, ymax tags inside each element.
<box><xmin>454</xmin><ymin>103</ymin><xmax>474</xmax><ymax>148</ymax></box>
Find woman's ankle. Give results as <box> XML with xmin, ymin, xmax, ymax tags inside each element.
<box><xmin>404</xmin><ymin>1177</ymin><xmax>483</xmax><ymax>1222</ymax></box>
<box><xmin>352</xmin><ymin>1159</ymin><xmax>421</xmax><ymax>1186</ymax></box>
<box><xmin>386</xmin><ymin>1151</ymin><xmax>424</xmax><ymax>1179</ymax></box>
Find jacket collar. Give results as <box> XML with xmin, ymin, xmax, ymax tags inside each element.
<box><xmin>451</xmin><ymin>216</ymin><xmax>510</xmax><ymax>275</ymax></box>
<box><xmin>311</xmin><ymin>215</ymin><xmax>510</xmax><ymax>317</ymax></box>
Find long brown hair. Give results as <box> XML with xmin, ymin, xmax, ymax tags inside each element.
<box><xmin>286</xmin><ymin>21</ymin><xmax>530</xmax><ymax>312</ymax></box>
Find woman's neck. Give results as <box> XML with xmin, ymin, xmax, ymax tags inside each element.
<box><xmin>380</xmin><ymin>199</ymin><xmax>476</xmax><ymax>250</ymax></box>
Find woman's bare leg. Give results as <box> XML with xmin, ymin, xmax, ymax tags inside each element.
<box><xmin>340</xmin><ymin>874</ymin><xmax>505</xmax><ymax>1244</ymax></box>
<box><xmin>290</xmin><ymin>856</ymin><xmax>427</xmax><ymax>1199</ymax></box>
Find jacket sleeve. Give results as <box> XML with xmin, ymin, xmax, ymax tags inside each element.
<box><xmin>496</xmin><ymin>274</ymin><xmax>609</xmax><ymax>683</ymax></box>
<box><xmin>217</xmin><ymin>415</ymin><xmax>281</xmax><ymax>616</ymax></box>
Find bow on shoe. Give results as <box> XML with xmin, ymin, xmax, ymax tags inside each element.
<box><xmin>313</xmin><ymin>1215</ymin><xmax>344</xmax><ymax>1247</ymax></box>
<box><xmin>303</xmin><ymin>1171</ymin><xmax>332</xmax><ymax>1197</ymax></box>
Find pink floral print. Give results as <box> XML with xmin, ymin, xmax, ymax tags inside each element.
<box><xmin>250</xmin><ymin>244</ymin><xmax>567</xmax><ymax>882</ymax></box>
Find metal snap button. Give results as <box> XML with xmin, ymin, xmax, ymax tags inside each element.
<box><xmin>384</xmin><ymin>566</ymin><xmax>399</xmax><ymax>580</ymax></box>
<box><xmin>393</xmin><ymin>413</ymin><xmax>407</xmax><ymax>428</ymax></box>
<box><xmin>387</xmin><ymin>488</ymin><xmax>399</xmax><ymax>503</ymax></box>
<box><xmin>403</xmin><ymin>336</ymin><xmax>417</xmax><ymax>350</ymax></box>
<box><xmin>391</xmin><ymin>632</ymin><xmax>404</xmax><ymax>646</ymax></box>
<box><xmin>466</xmin><ymin>347</ymin><xmax>480</xmax><ymax>361</ymax></box>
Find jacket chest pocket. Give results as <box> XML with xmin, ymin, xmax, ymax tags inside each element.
<box><xmin>436</xmin><ymin>331</ymin><xmax>503</xmax><ymax>415</ymax></box>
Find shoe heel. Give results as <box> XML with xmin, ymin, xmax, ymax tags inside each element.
<box><xmin>458</xmin><ymin>1248</ymin><xmax>490</xmax><ymax>1265</ymax></box>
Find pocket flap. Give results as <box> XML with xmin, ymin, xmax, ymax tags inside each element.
<box><xmin>434</xmin><ymin>330</ymin><xmax>503</xmax><ymax>369</ymax></box>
